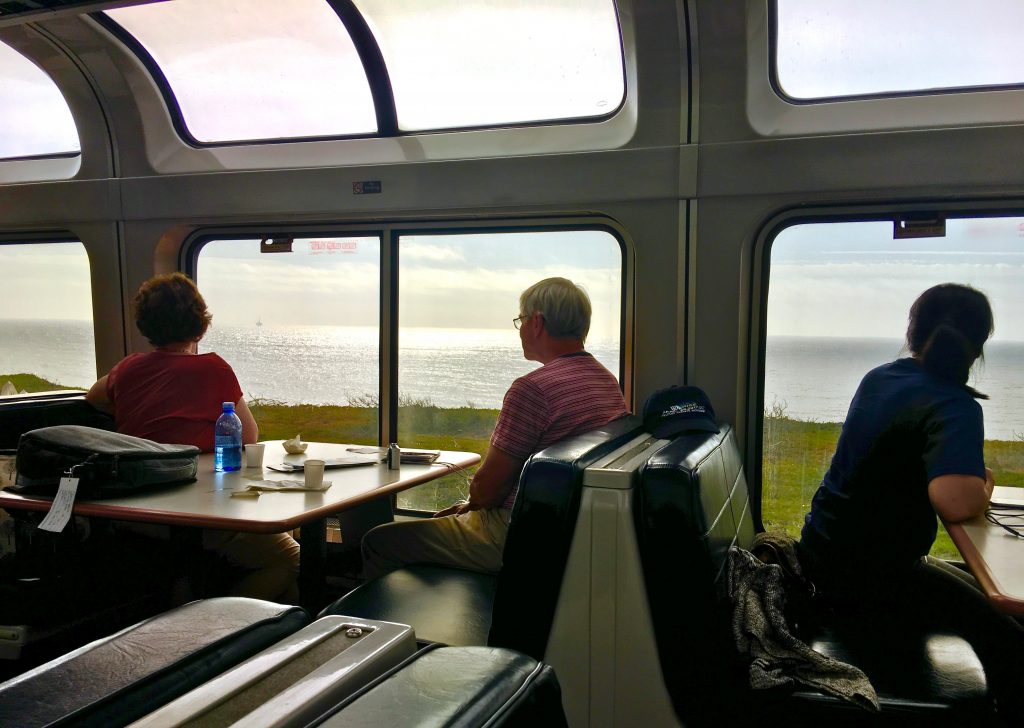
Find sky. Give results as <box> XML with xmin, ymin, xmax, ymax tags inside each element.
<box><xmin>2</xmin><ymin>2</ymin><xmax>1024</xmax><ymax>341</ymax></box>
<box><xmin>768</xmin><ymin>218</ymin><xmax>1024</xmax><ymax>342</ymax></box>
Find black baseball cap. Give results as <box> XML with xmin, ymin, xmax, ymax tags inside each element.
<box><xmin>642</xmin><ymin>385</ymin><xmax>718</xmax><ymax>438</ymax></box>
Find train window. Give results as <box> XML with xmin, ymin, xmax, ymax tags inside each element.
<box><xmin>104</xmin><ymin>0</ymin><xmax>376</xmax><ymax>144</ymax></box>
<box><xmin>0</xmin><ymin>41</ymin><xmax>79</xmax><ymax>158</ymax></box>
<box><xmin>396</xmin><ymin>229</ymin><xmax>623</xmax><ymax>511</ymax></box>
<box><xmin>354</xmin><ymin>0</ymin><xmax>624</xmax><ymax>130</ymax></box>
<box><xmin>773</xmin><ymin>0</ymin><xmax>1024</xmax><ymax>100</ymax></box>
<box><xmin>762</xmin><ymin>215</ymin><xmax>1024</xmax><ymax>559</ymax></box>
<box><xmin>195</xmin><ymin>235</ymin><xmax>381</xmax><ymax>445</ymax></box>
<box><xmin>0</xmin><ymin>241</ymin><xmax>95</xmax><ymax>393</ymax></box>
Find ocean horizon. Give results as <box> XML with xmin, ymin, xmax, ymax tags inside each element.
<box><xmin>2</xmin><ymin>320</ymin><xmax>1022</xmax><ymax>440</ymax></box>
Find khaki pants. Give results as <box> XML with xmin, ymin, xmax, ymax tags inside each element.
<box><xmin>361</xmin><ymin>508</ymin><xmax>512</xmax><ymax>580</ymax></box>
<box><xmin>119</xmin><ymin>522</ymin><xmax>300</xmax><ymax>603</ymax></box>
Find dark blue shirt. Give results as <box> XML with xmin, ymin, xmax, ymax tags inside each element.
<box><xmin>800</xmin><ymin>358</ymin><xmax>985</xmax><ymax>572</ymax></box>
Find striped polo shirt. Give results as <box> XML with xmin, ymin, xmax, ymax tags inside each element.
<box><xmin>490</xmin><ymin>351</ymin><xmax>629</xmax><ymax>510</ymax></box>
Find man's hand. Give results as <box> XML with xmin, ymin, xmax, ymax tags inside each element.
<box><xmin>433</xmin><ymin>501</ymin><xmax>477</xmax><ymax>518</ymax></box>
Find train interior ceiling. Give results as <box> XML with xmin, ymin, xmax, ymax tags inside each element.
<box><xmin>1</xmin><ymin>0</ymin><xmax>1024</xmax><ymax>723</ymax></box>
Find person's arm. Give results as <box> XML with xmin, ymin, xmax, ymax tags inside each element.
<box><xmin>235</xmin><ymin>397</ymin><xmax>259</xmax><ymax>445</ymax></box>
<box><xmin>433</xmin><ymin>445</ymin><xmax>526</xmax><ymax>517</ymax></box>
<box><xmin>85</xmin><ymin>375</ymin><xmax>113</xmax><ymax>414</ymax></box>
<box><xmin>928</xmin><ymin>467</ymin><xmax>994</xmax><ymax>523</ymax></box>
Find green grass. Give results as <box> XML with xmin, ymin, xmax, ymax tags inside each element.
<box><xmin>762</xmin><ymin>406</ymin><xmax>1024</xmax><ymax>560</ymax></box>
<box><xmin>1</xmin><ymin>373</ymin><xmax>69</xmax><ymax>393</ymax></box>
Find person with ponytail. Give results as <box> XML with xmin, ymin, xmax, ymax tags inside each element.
<box><xmin>797</xmin><ymin>283</ymin><xmax>1023</xmax><ymax>720</ymax></box>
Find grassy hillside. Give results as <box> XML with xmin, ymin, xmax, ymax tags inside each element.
<box><xmin>0</xmin><ymin>373</ymin><xmax>68</xmax><ymax>393</ymax></box>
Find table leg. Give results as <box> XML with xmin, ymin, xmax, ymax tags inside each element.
<box><xmin>299</xmin><ymin>519</ymin><xmax>327</xmax><ymax>611</ymax></box>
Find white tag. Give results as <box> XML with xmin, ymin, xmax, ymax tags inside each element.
<box><xmin>38</xmin><ymin>477</ymin><xmax>79</xmax><ymax>533</ymax></box>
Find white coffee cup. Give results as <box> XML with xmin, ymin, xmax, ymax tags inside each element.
<box><xmin>304</xmin><ymin>459</ymin><xmax>326</xmax><ymax>488</ymax></box>
<box><xmin>244</xmin><ymin>443</ymin><xmax>266</xmax><ymax>469</ymax></box>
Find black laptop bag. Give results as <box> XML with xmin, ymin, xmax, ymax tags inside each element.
<box><xmin>11</xmin><ymin>425</ymin><xmax>200</xmax><ymax>498</ymax></box>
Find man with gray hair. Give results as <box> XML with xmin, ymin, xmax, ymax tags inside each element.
<box><xmin>361</xmin><ymin>277</ymin><xmax>629</xmax><ymax>578</ymax></box>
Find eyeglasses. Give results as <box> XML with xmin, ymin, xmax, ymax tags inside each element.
<box><xmin>512</xmin><ymin>314</ymin><xmax>529</xmax><ymax>330</ymax></box>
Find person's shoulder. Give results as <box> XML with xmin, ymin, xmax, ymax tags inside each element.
<box><xmin>194</xmin><ymin>352</ymin><xmax>234</xmax><ymax>370</ymax></box>
<box><xmin>110</xmin><ymin>351</ymin><xmax>150</xmax><ymax>374</ymax></box>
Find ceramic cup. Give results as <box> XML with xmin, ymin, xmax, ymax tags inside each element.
<box><xmin>244</xmin><ymin>443</ymin><xmax>266</xmax><ymax>469</ymax></box>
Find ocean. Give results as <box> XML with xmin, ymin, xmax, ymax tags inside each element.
<box><xmin>2</xmin><ymin>320</ymin><xmax>1022</xmax><ymax>440</ymax></box>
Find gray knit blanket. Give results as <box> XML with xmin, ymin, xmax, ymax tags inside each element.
<box><xmin>726</xmin><ymin>542</ymin><xmax>880</xmax><ymax>711</ymax></box>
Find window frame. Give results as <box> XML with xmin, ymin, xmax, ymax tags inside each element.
<box><xmin>185</xmin><ymin>218</ymin><xmax>630</xmax><ymax>514</ymax></box>
<box><xmin>95</xmin><ymin>0</ymin><xmax>627</xmax><ymax>149</ymax></box>
<box><xmin>749</xmin><ymin>200</ymin><xmax>1024</xmax><ymax>530</ymax></box>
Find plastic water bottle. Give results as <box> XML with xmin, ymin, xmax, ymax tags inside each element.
<box><xmin>214</xmin><ymin>401</ymin><xmax>243</xmax><ymax>472</ymax></box>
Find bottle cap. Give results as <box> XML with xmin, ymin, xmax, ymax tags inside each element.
<box><xmin>222</xmin><ymin>401</ymin><xmax>235</xmax><ymax>411</ymax></box>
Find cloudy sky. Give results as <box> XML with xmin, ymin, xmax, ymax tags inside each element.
<box><xmin>768</xmin><ymin>218</ymin><xmax>1024</xmax><ymax>342</ymax></box>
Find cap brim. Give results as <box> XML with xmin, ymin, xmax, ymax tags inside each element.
<box><xmin>650</xmin><ymin>418</ymin><xmax>719</xmax><ymax>439</ymax></box>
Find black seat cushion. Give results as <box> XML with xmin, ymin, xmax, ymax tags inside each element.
<box><xmin>0</xmin><ymin>395</ymin><xmax>114</xmax><ymax>449</ymax></box>
<box><xmin>0</xmin><ymin>597</ymin><xmax>309</xmax><ymax>728</ymax></box>
<box><xmin>321</xmin><ymin>565</ymin><xmax>497</xmax><ymax>647</ymax></box>
<box><xmin>309</xmin><ymin>646</ymin><xmax>567</xmax><ymax>728</ymax></box>
<box><xmin>787</xmin><ymin>615</ymin><xmax>989</xmax><ymax>723</ymax></box>
<box><xmin>635</xmin><ymin>426</ymin><xmax>991</xmax><ymax>726</ymax></box>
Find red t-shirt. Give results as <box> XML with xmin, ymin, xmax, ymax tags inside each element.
<box><xmin>490</xmin><ymin>352</ymin><xmax>629</xmax><ymax>509</ymax></box>
<box><xmin>106</xmin><ymin>352</ymin><xmax>243</xmax><ymax>452</ymax></box>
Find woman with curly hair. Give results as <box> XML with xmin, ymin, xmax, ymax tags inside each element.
<box><xmin>87</xmin><ymin>272</ymin><xmax>299</xmax><ymax>603</ymax></box>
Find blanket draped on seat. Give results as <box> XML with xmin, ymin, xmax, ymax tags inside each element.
<box><xmin>726</xmin><ymin>535</ymin><xmax>880</xmax><ymax>712</ymax></box>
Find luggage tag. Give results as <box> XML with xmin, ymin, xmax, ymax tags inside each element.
<box><xmin>38</xmin><ymin>477</ymin><xmax>79</xmax><ymax>533</ymax></box>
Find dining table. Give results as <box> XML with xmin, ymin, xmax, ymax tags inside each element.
<box><xmin>0</xmin><ymin>440</ymin><xmax>481</xmax><ymax>609</ymax></box>
<box><xmin>943</xmin><ymin>485</ymin><xmax>1024</xmax><ymax>617</ymax></box>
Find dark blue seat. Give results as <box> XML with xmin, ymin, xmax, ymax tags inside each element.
<box><xmin>0</xmin><ymin>597</ymin><xmax>309</xmax><ymax>728</ymax></box>
<box><xmin>635</xmin><ymin>425</ymin><xmax>991</xmax><ymax>726</ymax></box>
<box><xmin>322</xmin><ymin>415</ymin><xmax>643</xmax><ymax>658</ymax></box>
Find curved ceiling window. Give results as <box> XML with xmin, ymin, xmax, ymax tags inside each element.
<box><xmin>355</xmin><ymin>0</ymin><xmax>624</xmax><ymax>130</ymax></box>
<box><xmin>0</xmin><ymin>41</ymin><xmax>79</xmax><ymax>158</ymax></box>
<box><xmin>774</xmin><ymin>0</ymin><xmax>1024</xmax><ymax>100</ymax></box>
<box><xmin>104</xmin><ymin>0</ymin><xmax>377</xmax><ymax>143</ymax></box>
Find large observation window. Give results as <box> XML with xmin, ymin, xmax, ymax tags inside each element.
<box><xmin>354</xmin><ymin>0</ymin><xmax>624</xmax><ymax>130</ymax></box>
<box><xmin>104</xmin><ymin>0</ymin><xmax>377</xmax><ymax>143</ymax></box>
<box><xmin>0</xmin><ymin>241</ymin><xmax>95</xmax><ymax>392</ymax></box>
<box><xmin>193</xmin><ymin>224</ymin><xmax>625</xmax><ymax>515</ymax></box>
<box><xmin>761</xmin><ymin>215</ymin><xmax>1024</xmax><ymax>559</ymax></box>
<box><xmin>196</xmin><ymin>235</ymin><xmax>382</xmax><ymax>444</ymax></box>
<box><xmin>103</xmin><ymin>0</ymin><xmax>624</xmax><ymax>144</ymax></box>
<box><xmin>0</xmin><ymin>41</ymin><xmax>80</xmax><ymax>158</ymax></box>
<box><xmin>396</xmin><ymin>228</ymin><xmax>623</xmax><ymax>511</ymax></box>
<box><xmin>773</xmin><ymin>0</ymin><xmax>1024</xmax><ymax>100</ymax></box>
